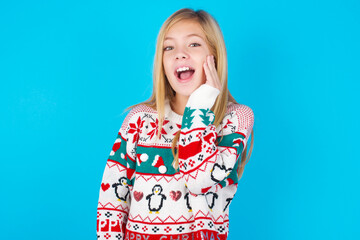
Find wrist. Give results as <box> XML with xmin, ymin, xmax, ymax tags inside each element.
<box><xmin>187</xmin><ymin>84</ymin><xmax>220</xmax><ymax>109</ymax></box>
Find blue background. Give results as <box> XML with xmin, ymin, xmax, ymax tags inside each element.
<box><xmin>1</xmin><ymin>0</ymin><xmax>359</xmax><ymax>239</ymax></box>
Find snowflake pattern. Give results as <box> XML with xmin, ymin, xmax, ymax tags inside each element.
<box><xmin>147</xmin><ymin>119</ymin><xmax>169</xmax><ymax>139</ymax></box>
<box><xmin>128</xmin><ymin>116</ymin><xmax>145</xmax><ymax>143</ymax></box>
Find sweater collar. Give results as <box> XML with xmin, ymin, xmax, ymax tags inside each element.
<box><xmin>164</xmin><ymin>98</ymin><xmax>183</xmax><ymax>124</ymax></box>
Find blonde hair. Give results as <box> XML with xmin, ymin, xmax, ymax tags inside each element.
<box><xmin>126</xmin><ymin>8</ymin><xmax>254</xmax><ymax>180</ymax></box>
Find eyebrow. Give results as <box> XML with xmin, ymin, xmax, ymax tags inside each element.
<box><xmin>164</xmin><ymin>33</ymin><xmax>204</xmax><ymax>41</ymax></box>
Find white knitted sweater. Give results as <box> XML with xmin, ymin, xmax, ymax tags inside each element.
<box><xmin>97</xmin><ymin>84</ymin><xmax>254</xmax><ymax>240</ymax></box>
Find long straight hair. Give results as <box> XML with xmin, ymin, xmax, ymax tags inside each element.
<box><xmin>126</xmin><ymin>8</ymin><xmax>254</xmax><ymax>179</ymax></box>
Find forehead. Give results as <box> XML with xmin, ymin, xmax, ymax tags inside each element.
<box><xmin>164</xmin><ymin>20</ymin><xmax>205</xmax><ymax>40</ymax></box>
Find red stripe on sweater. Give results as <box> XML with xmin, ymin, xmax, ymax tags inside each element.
<box><xmin>179</xmin><ymin>150</ymin><xmax>218</xmax><ymax>175</ymax></box>
<box><xmin>124</xmin><ymin>229</ymin><xmax>227</xmax><ymax>240</ymax></box>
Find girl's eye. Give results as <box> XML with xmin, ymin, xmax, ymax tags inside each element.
<box><xmin>190</xmin><ymin>43</ymin><xmax>201</xmax><ymax>47</ymax></box>
<box><xmin>164</xmin><ymin>46</ymin><xmax>173</xmax><ymax>51</ymax></box>
<box><xmin>164</xmin><ymin>43</ymin><xmax>201</xmax><ymax>51</ymax></box>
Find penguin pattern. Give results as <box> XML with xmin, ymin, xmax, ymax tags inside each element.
<box><xmin>146</xmin><ymin>185</ymin><xmax>167</xmax><ymax>214</ymax></box>
<box><xmin>112</xmin><ymin>177</ymin><xmax>130</xmax><ymax>203</ymax></box>
<box><xmin>210</xmin><ymin>163</ymin><xmax>233</xmax><ymax>182</ymax></box>
<box><xmin>223</xmin><ymin>197</ymin><xmax>233</xmax><ymax>212</ymax></box>
<box><xmin>184</xmin><ymin>192</ymin><xmax>192</xmax><ymax>212</ymax></box>
<box><xmin>205</xmin><ymin>191</ymin><xmax>218</xmax><ymax>211</ymax></box>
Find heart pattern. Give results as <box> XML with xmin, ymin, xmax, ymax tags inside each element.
<box><xmin>170</xmin><ymin>191</ymin><xmax>182</xmax><ymax>201</ymax></box>
<box><xmin>133</xmin><ymin>191</ymin><xmax>144</xmax><ymax>201</ymax></box>
<box><xmin>101</xmin><ymin>183</ymin><xmax>110</xmax><ymax>192</ymax></box>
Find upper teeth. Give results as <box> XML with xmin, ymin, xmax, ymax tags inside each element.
<box><xmin>176</xmin><ymin>67</ymin><xmax>190</xmax><ymax>72</ymax></box>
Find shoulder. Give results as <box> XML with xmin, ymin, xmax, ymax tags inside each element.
<box><xmin>226</xmin><ymin>102</ymin><xmax>255</xmax><ymax>134</ymax></box>
<box><xmin>227</xmin><ymin>102</ymin><xmax>254</xmax><ymax>120</ymax></box>
<box><xmin>120</xmin><ymin>104</ymin><xmax>157</xmax><ymax>131</ymax></box>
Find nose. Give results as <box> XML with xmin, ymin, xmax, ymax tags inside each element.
<box><xmin>175</xmin><ymin>47</ymin><xmax>189</xmax><ymax>60</ymax></box>
<box><xmin>176</xmin><ymin>54</ymin><xmax>187</xmax><ymax>60</ymax></box>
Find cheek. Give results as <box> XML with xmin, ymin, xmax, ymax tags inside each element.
<box><xmin>199</xmin><ymin>63</ymin><xmax>207</xmax><ymax>82</ymax></box>
<box><xmin>162</xmin><ymin>56</ymin><xmax>172</xmax><ymax>74</ymax></box>
<box><xmin>199</xmin><ymin>54</ymin><xmax>209</xmax><ymax>67</ymax></box>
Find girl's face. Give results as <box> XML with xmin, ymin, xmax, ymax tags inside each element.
<box><xmin>162</xmin><ymin>19</ymin><xmax>212</xmax><ymax>99</ymax></box>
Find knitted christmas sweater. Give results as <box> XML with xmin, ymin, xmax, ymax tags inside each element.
<box><xmin>97</xmin><ymin>84</ymin><xmax>254</xmax><ymax>240</ymax></box>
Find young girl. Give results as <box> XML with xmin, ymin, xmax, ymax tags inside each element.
<box><xmin>97</xmin><ymin>8</ymin><xmax>254</xmax><ymax>240</ymax></box>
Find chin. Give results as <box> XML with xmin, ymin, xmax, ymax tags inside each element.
<box><xmin>168</xmin><ymin>74</ymin><xmax>205</xmax><ymax>98</ymax></box>
<box><xmin>176</xmin><ymin>83</ymin><xmax>202</xmax><ymax>97</ymax></box>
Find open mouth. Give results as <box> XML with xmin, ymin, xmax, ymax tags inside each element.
<box><xmin>174</xmin><ymin>66</ymin><xmax>195</xmax><ymax>81</ymax></box>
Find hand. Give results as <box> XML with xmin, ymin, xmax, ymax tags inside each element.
<box><xmin>203</xmin><ymin>55</ymin><xmax>222</xmax><ymax>91</ymax></box>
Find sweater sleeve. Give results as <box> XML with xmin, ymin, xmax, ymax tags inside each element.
<box><xmin>178</xmin><ymin>84</ymin><xmax>254</xmax><ymax>195</ymax></box>
<box><xmin>96</xmin><ymin>109</ymin><xmax>139</xmax><ymax>240</ymax></box>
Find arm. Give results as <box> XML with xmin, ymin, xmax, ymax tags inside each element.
<box><xmin>96</xmin><ymin>108</ymin><xmax>139</xmax><ymax>240</ymax></box>
<box><xmin>178</xmin><ymin>84</ymin><xmax>254</xmax><ymax>195</ymax></box>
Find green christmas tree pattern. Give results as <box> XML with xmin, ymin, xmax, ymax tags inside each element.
<box><xmin>182</xmin><ymin>107</ymin><xmax>196</xmax><ymax>129</ymax></box>
<box><xmin>199</xmin><ymin>108</ymin><xmax>214</xmax><ymax>126</ymax></box>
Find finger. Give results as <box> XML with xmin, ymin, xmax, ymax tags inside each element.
<box><xmin>207</xmin><ymin>56</ymin><xmax>218</xmax><ymax>80</ymax></box>
<box><xmin>209</xmin><ymin>55</ymin><xmax>215</xmax><ymax>68</ymax></box>
<box><xmin>203</xmin><ymin>60</ymin><xmax>213</xmax><ymax>85</ymax></box>
<box><xmin>207</xmin><ymin>55</ymin><xmax>217</xmax><ymax>73</ymax></box>
<box><xmin>205</xmin><ymin>58</ymin><xmax>216</xmax><ymax>87</ymax></box>
<box><xmin>207</xmin><ymin>55</ymin><xmax>221</xmax><ymax>89</ymax></box>
<box><xmin>204</xmin><ymin>60</ymin><xmax>221</xmax><ymax>90</ymax></box>
<box><xmin>212</xmin><ymin>57</ymin><xmax>222</xmax><ymax>90</ymax></box>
